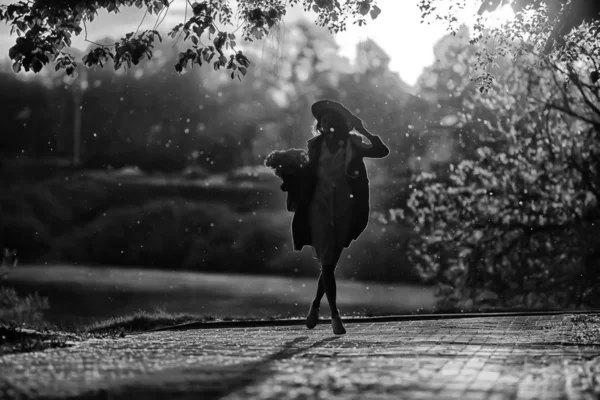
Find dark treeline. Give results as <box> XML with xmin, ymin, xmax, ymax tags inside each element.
<box><xmin>0</xmin><ymin>21</ymin><xmax>484</xmax><ymax>178</ymax></box>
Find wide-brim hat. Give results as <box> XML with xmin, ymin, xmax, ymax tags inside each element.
<box><xmin>311</xmin><ymin>100</ymin><xmax>356</xmax><ymax>129</ymax></box>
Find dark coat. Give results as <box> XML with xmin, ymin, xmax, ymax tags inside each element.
<box><xmin>281</xmin><ymin>133</ymin><xmax>390</xmax><ymax>251</ymax></box>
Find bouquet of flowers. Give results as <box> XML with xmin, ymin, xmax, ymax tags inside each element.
<box><xmin>264</xmin><ymin>148</ymin><xmax>312</xmax><ymax>212</ymax></box>
<box><xmin>263</xmin><ymin>148</ymin><xmax>309</xmax><ymax>178</ymax></box>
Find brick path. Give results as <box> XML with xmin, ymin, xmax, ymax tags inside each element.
<box><xmin>1</xmin><ymin>314</ymin><xmax>600</xmax><ymax>399</ymax></box>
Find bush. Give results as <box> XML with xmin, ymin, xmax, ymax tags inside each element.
<box><xmin>56</xmin><ymin>200</ymin><xmax>293</xmax><ymax>275</ymax></box>
<box><xmin>0</xmin><ymin>215</ymin><xmax>51</xmax><ymax>262</ymax></box>
<box><xmin>0</xmin><ymin>192</ymin><xmax>34</xmax><ymax>218</ymax></box>
<box><xmin>180</xmin><ymin>165</ymin><xmax>211</xmax><ymax>180</ymax></box>
<box><xmin>0</xmin><ymin>286</ymin><xmax>49</xmax><ymax>326</ymax></box>
<box><xmin>227</xmin><ymin>165</ymin><xmax>278</xmax><ymax>183</ymax></box>
<box><xmin>1</xmin><ymin>250</ymin><xmax>49</xmax><ymax>327</ymax></box>
<box><xmin>20</xmin><ymin>186</ymin><xmax>74</xmax><ymax>233</ymax></box>
<box><xmin>41</xmin><ymin>177</ymin><xmax>111</xmax><ymax>225</ymax></box>
<box><xmin>340</xmin><ymin>220</ymin><xmax>420</xmax><ymax>283</ymax></box>
<box><xmin>84</xmin><ymin>148</ymin><xmax>186</xmax><ymax>173</ymax></box>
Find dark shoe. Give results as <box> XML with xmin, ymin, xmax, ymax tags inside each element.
<box><xmin>306</xmin><ymin>305</ymin><xmax>319</xmax><ymax>329</ymax></box>
<box><xmin>332</xmin><ymin>313</ymin><xmax>346</xmax><ymax>335</ymax></box>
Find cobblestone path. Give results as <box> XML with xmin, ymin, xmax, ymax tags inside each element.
<box><xmin>2</xmin><ymin>314</ymin><xmax>600</xmax><ymax>399</ymax></box>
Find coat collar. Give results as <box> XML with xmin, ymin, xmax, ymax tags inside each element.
<box><xmin>307</xmin><ymin>133</ymin><xmax>362</xmax><ymax>178</ymax></box>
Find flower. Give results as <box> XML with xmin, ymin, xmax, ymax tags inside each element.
<box><xmin>264</xmin><ymin>148</ymin><xmax>309</xmax><ymax>178</ymax></box>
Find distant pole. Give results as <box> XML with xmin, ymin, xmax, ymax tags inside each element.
<box><xmin>73</xmin><ymin>91</ymin><xmax>81</xmax><ymax>166</ymax></box>
<box><xmin>71</xmin><ymin>71</ymin><xmax>88</xmax><ymax>167</ymax></box>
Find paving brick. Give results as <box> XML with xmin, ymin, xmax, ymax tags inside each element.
<box><xmin>1</xmin><ymin>314</ymin><xmax>600</xmax><ymax>399</ymax></box>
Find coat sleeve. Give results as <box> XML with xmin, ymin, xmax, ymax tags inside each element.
<box><xmin>351</xmin><ymin>134</ymin><xmax>390</xmax><ymax>159</ymax></box>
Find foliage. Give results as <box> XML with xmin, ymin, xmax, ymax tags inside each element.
<box><xmin>0</xmin><ymin>250</ymin><xmax>50</xmax><ymax>327</ymax></box>
<box><xmin>0</xmin><ymin>215</ymin><xmax>52</xmax><ymax>261</ymax></box>
<box><xmin>405</xmin><ymin>20</ymin><xmax>600</xmax><ymax>311</ymax></box>
<box><xmin>85</xmin><ymin>309</ymin><xmax>206</xmax><ymax>335</ymax></box>
<box><xmin>418</xmin><ymin>0</ymin><xmax>600</xmax><ymax>91</ymax></box>
<box><xmin>0</xmin><ymin>324</ymin><xmax>70</xmax><ymax>355</ymax></box>
<box><xmin>0</xmin><ymin>0</ymin><xmax>380</xmax><ymax>78</ymax></box>
<box><xmin>568</xmin><ymin>314</ymin><xmax>600</xmax><ymax>344</ymax></box>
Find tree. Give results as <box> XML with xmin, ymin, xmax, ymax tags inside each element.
<box><xmin>415</xmin><ymin>25</ymin><xmax>514</xmax><ymax>168</ymax></box>
<box><xmin>419</xmin><ymin>0</ymin><xmax>600</xmax><ymax>90</ymax></box>
<box><xmin>405</xmin><ymin>19</ymin><xmax>600</xmax><ymax>311</ymax></box>
<box><xmin>478</xmin><ymin>0</ymin><xmax>600</xmax><ymax>52</ymax></box>
<box><xmin>0</xmin><ymin>0</ymin><xmax>381</xmax><ymax>78</ymax></box>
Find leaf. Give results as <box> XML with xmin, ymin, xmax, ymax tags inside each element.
<box><xmin>12</xmin><ymin>60</ymin><xmax>21</xmax><ymax>73</ymax></box>
<box><xmin>32</xmin><ymin>57</ymin><xmax>43</xmax><ymax>73</ymax></box>
<box><xmin>370</xmin><ymin>5</ymin><xmax>381</xmax><ymax>19</ymax></box>
<box><xmin>359</xmin><ymin>1</ymin><xmax>370</xmax><ymax>16</ymax></box>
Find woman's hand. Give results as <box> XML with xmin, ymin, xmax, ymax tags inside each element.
<box><xmin>349</xmin><ymin>115</ymin><xmax>365</xmax><ymax>132</ymax></box>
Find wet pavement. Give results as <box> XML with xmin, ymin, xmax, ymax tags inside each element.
<box><xmin>1</xmin><ymin>314</ymin><xmax>600</xmax><ymax>399</ymax></box>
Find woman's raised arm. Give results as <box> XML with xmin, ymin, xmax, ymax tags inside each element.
<box><xmin>348</xmin><ymin>115</ymin><xmax>390</xmax><ymax>159</ymax></box>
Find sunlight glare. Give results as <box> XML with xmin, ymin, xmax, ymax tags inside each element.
<box><xmin>476</xmin><ymin>3</ymin><xmax>515</xmax><ymax>29</ymax></box>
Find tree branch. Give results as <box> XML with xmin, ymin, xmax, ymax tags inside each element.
<box><xmin>135</xmin><ymin>8</ymin><xmax>148</xmax><ymax>36</ymax></box>
<box><xmin>173</xmin><ymin>0</ymin><xmax>188</xmax><ymax>48</ymax></box>
<box><xmin>83</xmin><ymin>19</ymin><xmax>112</xmax><ymax>48</ymax></box>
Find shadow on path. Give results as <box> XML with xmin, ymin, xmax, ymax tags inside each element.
<box><xmin>49</xmin><ymin>336</ymin><xmax>341</xmax><ymax>400</ymax></box>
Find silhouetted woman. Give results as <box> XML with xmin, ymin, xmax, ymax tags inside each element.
<box><xmin>282</xmin><ymin>100</ymin><xmax>389</xmax><ymax>335</ymax></box>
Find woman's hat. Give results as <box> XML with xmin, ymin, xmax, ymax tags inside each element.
<box><xmin>311</xmin><ymin>100</ymin><xmax>356</xmax><ymax>128</ymax></box>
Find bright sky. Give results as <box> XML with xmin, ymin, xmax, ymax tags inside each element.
<box><xmin>0</xmin><ymin>0</ymin><xmax>514</xmax><ymax>86</ymax></box>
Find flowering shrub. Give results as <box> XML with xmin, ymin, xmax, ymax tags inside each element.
<box><xmin>405</xmin><ymin>21</ymin><xmax>600</xmax><ymax>311</ymax></box>
<box><xmin>263</xmin><ymin>148</ymin><xmax>310</xmax><ymax>179</ymax></box>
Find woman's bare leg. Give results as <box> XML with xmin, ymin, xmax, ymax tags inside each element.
<box><xmin>306</xmin><ymin>273</ymin><xmax>324</xmax><ymax>329</ymax></box>
<box><xmin>321</xmin><ymin>263</ymin><xmax>346</xmax><ymax>334</ymax></box>
<box><xmin>320</xmin><ymin>264</ymin><xmax>338</xmax><ymax>317</ymax></box>
<box><xmin>312</xmin><ymin>273</ymin><xmax>325</xmax><ymax>308</ymax></box>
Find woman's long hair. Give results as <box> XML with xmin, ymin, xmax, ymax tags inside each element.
<box><xmin>312</xmin><ymin>110</ymin><xmax>351</xmax><ymax>137</ymax></box>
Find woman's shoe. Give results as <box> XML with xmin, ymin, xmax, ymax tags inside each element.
<box><xmin>332</xmin><ymin>313</ymin><xmax>346</xmax><ymax>335</ymax></box>
<box><xmin>306</xmin><ymin>305</ymin><xmax>319</xmax><ymax>329</ymax></box>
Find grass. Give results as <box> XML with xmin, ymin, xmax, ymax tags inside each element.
<box><xmin>0</xmin><ymin>324</ymin><xmax>75</xmax><ymax>355</ymax></box>
<box><xmin>85</xmin><ymin>309</ymin><xmax>211</xmax><ymax>336</ymax></box>
<box><xmin>568</xmin><ymin>314</ymin><xmax>600</xmax><ymax>344</ymax></box>
<box><xmin>4</xmin><ymin>265</ymin><xmax>436</xmax><ymax>327</ymax></box>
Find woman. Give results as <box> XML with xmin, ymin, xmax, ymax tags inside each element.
<box><xmin>283</xmin><ymin>100</ymin><xmax>389</xmax><ymax>335</ymax></box>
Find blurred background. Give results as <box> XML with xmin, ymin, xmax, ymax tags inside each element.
<box><xmin>1</xmin><ymin>0</ymin><xmax>597</xmax><ymax>328</ymax></box>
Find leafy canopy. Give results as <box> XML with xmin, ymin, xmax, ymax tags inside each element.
<box><xmin>419</xmin><ymin>0</ymin><xmax>600</xmax><ymax>91</ymax></box>
<box><xmin>405</xmin><ymin>18</ymin><xmax>600</xmax><ymax>311</ymax></box>
<box><xmin>0</xmin><ymin>0</ymin><xmax>381</xmax><ymax>78</ymax></box>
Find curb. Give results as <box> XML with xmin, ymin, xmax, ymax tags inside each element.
<box><xmin>147</xmin><ymin>309</ymin><xmax>600</xmax><ymax>333</ymax></box>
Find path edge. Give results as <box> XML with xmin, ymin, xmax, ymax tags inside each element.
<box><xmin>146</xmin><ymin>309</ymin><xmax>600</xmax><ymax>333</ymax></box>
